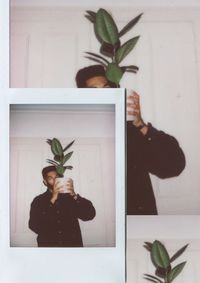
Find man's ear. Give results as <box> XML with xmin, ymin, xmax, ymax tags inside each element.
<box><xmin>43</xmin><ymin>179</ymin><xmax>47</xmax><ymax>186</ymax></box>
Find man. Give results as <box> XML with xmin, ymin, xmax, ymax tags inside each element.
<box><xmin>29</xmin><ymin>165</ymin><xmax>96</xmax><ymax>247</ymax></box>
<box><xmin>75</xmin><ymin>65</ymin><xmax>186</xmax><ymax>215</ymax></box>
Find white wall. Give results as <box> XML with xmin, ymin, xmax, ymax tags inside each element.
<box><xmin>10</xmin><ymin>105</ymin><xmax>115</xmax><ymax>247</ymax></box>
<box><xmin>10</xmin><ymin>6</ymin><xmax>200</xmax><ymax>214</ymax></box>
<box><xmin>127</xmin><ymin>239</ymin><xmax>200</xmax><ymax>283</ymax></box>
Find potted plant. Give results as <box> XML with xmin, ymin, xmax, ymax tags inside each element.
<box><xmin>46</xmin><ymin>138</ymin><xmax>75</xmax><ymax>193</ymax></box>
<box><xmin>143</xmin><ymin>240</ymin><xmax>188</xmax><ymax>283</ymax></box>
<box><xmin>84</xmin><ymin>8</ymin><xmax>143</xmax><ymax>86</ymax></box>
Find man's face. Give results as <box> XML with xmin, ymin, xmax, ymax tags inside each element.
<box><xmin>85</xmin><ymin>75</ymin><xmax>110</xmax><ymax>88</ymax></box>
<box><xmin>44</xmin><ymin>170</ymin><xmax>59</xmax><ymax>189</ymax></box>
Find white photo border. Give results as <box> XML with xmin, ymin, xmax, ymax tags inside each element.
<box><xmin>0</xmin><ymin>88</ymin><xmax>125</xmax><ymax>283</ymax></box>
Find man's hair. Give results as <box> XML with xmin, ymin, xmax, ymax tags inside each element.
<box><xmin>75</xmin><ymin>64</ymin><xmax>117</xmax><ymax>88</ymax></box>
<box><xmin>42</xmin><ymin>166</ymin><xmax>57</xmax><ymax>179</ymax></box>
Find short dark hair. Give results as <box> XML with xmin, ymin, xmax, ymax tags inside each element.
<box><xmin>42</xmin><ymin>166</ymin><xmax>57</xmax><ymax>179</ymax></box>
<box><xmin>75</xmin><ymin>64</ymin><xmax>117</xmax><ymax>88</ymax></box>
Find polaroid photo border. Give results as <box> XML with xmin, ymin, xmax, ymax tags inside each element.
<box><xmin>0</xmin><ymin>88</ymin><xmax>125</xmax><ymax>283</ymax></box>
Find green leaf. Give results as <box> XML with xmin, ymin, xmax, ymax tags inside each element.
<box><xmin>105</xmin><ymin>63</ymin><xmax>123</xmax><ymax>85</ymax></box>
<box><xmin>85</xmin><ymin>56</ymin><xmax>106</xmax><ymax>67</ymax></box>
<box><xmin>95</xmin><ymin>8</ymin><xmax>119</xmax><ymax>45</ymax></box>
<box><xmin>167</xmin><ymin>262</ymin><xmax>186</xmax><ymax>282</ymax></box>
<box><xmin>144</xmin><ymin>274</ymin><xmax>163</xmax><ymax>283</ymax></box>
<box><xmin>85</xmin><ymin>52</ymin><xmax>109</xmax><ymax>64</ymax></box>
<box><xmin>85</xmin><ymin>10</ymin><xmax>96</xmax><ymax>23</ymax></box>
<box><xmin>121</xmin><ymin>65</ymin><xmax>139</xmax><ymax>71</ymax></box>
<box><xmin>46</xmin><ymin>139</ymin><xmax>52</xmax><ymax>146</ymax></box>
<box><xmin>144</xmin><ymin>241</ymin><xmax>153</xmax><ymax>252</ymax></box>
<box><xmin>115</xmin><ymin>36</ymin><xmax>140</xmax><ymax>64</ymax></box>
<box><xmin>51</xmin><ymin>138</ymin><xmax>63</xmax><ymax>156</ymax></box>
<box><xmin>46</xmin><ymin>159</ymin><xmax>59</xmax><ymax>166</ymax></box>
<box><xmin>56</xmin><ymin>165</ymin><xmax>65</xmax><ymax>177</ymax></box>
<box><xmin>62</xmin><ymin>151</ymin><xmax>73</xmax><ymax>165</ymax></box>
<box><xmin>63</xmin><ymin>140</ymin><xmax>75</xmax><ymax>152</ymax></box>
<box><xmin>65</xmin><ymin>166</ymin><xmax>73</xmax><ymax>170</ymax></box>
<box><xmin>170</xmin><ymin>244</ymin><xmax>189</xmax><ymax>263</ymax></box>
<box><xmin>151</xmin><ymin>241</ymin><xmax>170</xmax><ymax>269</ymax></box>
<box><xmin>119</xmin><ymin>13</ymin><xmax>143</xmax><ymax>37</ymax></box>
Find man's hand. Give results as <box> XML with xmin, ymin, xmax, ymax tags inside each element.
<box><xmin>50</xmin><ymin>179</ymin><xmax>64</xmax><ymax>204</ymax></box>
<box><xmin>65</xmin><ymin>178</ymin><xmax>76</xmax><ymax>197</ymax></box>
<box><xmin>127</xmin><ymin>90</ymin><xmax>148</xmax><ymax>135</ymax></box>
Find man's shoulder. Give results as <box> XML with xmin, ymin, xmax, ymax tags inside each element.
<box><xmin>31</xmin><ymin>190</ymin><xmax>50</xmax><ymax>204</ymax></box>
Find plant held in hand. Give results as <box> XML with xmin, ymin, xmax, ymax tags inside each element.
<box><xmin>85</xmin><ymin>8</ymin><xmax>143</xmax><ymax>85</ymax></box>
<box><xmin>46</xmin><ymin>138</ymin><xmax>75</xmax><ymax>177</ymax></box>
<box><xmin>143</xmin><ymin>240</ymin><xmax>188</xmax><ymax>283</ymax></box>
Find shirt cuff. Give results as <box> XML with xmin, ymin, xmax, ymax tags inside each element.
<box><xmin>144</xmin><ymin>123</ymin><xmax>160</xmax><ymax>141</ymax></box>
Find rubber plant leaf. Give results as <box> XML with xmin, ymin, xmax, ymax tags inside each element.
<box><xmin>170</xmin><ymin>244</ymin><xmax>189</xmax><ymax>263</ymax></box>
<box><xmin>56</xmin><ymin>165</ymin><xmax>65</xmax><ymax>177</ymax></box>
<box><xmin>46</xmin><ymin>159</ymin><xmax>59</xmax><ymax>166</ymax></box>
<box><xmin>144</xmin><ymin>241</ymin><xmax>153</xmax><ymax>252</ymax></box>
<box><xmin>143</xmin><ymin>278</ymin><xmax>163</xmax><ymax>283</ymax></box>
<box><xmin>85</xmin><ymin>52</ymin><xmax>109</xmax><ymax>64</ymax></box>
<box><xmin>95</xmin><ymin>8</ymin><xmax>119</xmax><ymax>45</ymax></box>
<box><xmin>46</xmin><ymin>139</ymin><xmax>52</xmax><ymax>146</ymax></box>
<box><xmin>54</xmin><ymin>155</ymin><xmax>63</xmax><ymax>162</ymax></box>
<box><xmin>62</xmin><ymin>151</ymin><xmax>73</xmax><ymax>165</ymax></box>
<box><xmin>144</xmin><ymin>274</ymin><xmax>163</xmax><ymax>283</ymax></box>
<box><xmin>115</xmin><ymin>36</ymin><xmax>140</xmax><ymax>64</ymax></box>
<box><xmin>105</xmin><ymin>63</ymin><xmax>123</xmax><ymax>84</ymax></box>
<box><xmin>63</xmin><ymin>140</ymin><xmax>75</xmax><ymax>152</ymax></box>
<box><xmin>119</xmin><ymin>13</ymin><xmax>143</xmax><ymax>37</ymax></box>
<box><xmin>167</xmin><ymin>262</ymin><xmax>186</xmax><ymax>283</ymax></box>
<box><xmin>151</xmin><ymin>240</ymin><xmax>170</xmax><ymax>269</ymax></box>
<box><xmin>85</xmin><ymin>56</ymin><xmax>106</xmax><ymax>67</ymax></box>
<box><xmin>121</xmin><ymin>65</ymin><xmax>139</xmax><ymax>71</ymax></box>
<box><xmin>85</xmin><ymin>10</ymin><xmax>96</xmax><ymax>23</ymax></box>
<box><xmin>64</xmin><ymin>166</ymin><xmax>73</xmax><ymax>170</ymax></box>
<box><xmin>51</xmin><ymin>138</ymin><xmax>63</xmax><ymax>156</ymax></box>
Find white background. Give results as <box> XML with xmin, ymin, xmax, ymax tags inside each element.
<box><xmin>10</xmin><ymin>1</ymin><xmax>200</xmax><ymax>214</ymax></box>
<box><xmin>0</xmin><ymin>89</ymin><xmax>125</xmax><ymax>283</ymax></box>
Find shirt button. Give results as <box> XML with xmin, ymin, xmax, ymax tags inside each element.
<box><xmin>58</xmin><ymin>230</ymin><xmax>62</xmax><ymax>234</ymax></box>
<box><xmin>56</xmin><ymin>210</ymin><xmax>60</xmax><ymax>214</ymax></box>
<box><xmin>148</xmin><ymin>137</ymin><xmax>152</xmax><ymax>141</ymax></box>
<box><xmin>138</xmin><ymin>206</ymin><xmax>143</xmax><ymax>210</ymax></box>
<box><xmin>57</xmin><ymin>220</ymin><xmax>61</xmax><ymax>224</ymax></box>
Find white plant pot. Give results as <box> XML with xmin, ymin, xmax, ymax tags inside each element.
<box><xmin>56</xmin><ymin>175</ymin><xmax>72</xmax><ymax>194</ymax></box>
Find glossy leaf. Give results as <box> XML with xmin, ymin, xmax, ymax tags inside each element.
<box><xmin>170</xmin><ymin>244</ymin><xmax>189</xmax><ymax>263</ymax></box>
<box><xmin>95</xmin><ymin>8</ymin><xmax>119</xmax><ymax>45</ymax></box>
<box><xmin>46</xmin><ymin>139</ymin><xmax>52</xmax><ymax>146</ymax></box>
<box><xmin>119</xmin><ymin>13</ymin><xmax>143</xmax><ymax>37</ymax></box>
<box><xmin>56</xmin><ymin>165</ymin><xmax>65</xmax><ymax>177</ymax></box>
<box><xmin>46</xmin><ymin>159</ymin><xmax>59</xmax><ymax>166</ymax></box>
<box><xmin>62</xmin><ymin>151</ymin><xmax>73</xmax><ymax>165</ymax></box>
<box><xmin>167</xmin><ymin>262</ymin><xmax>186</xmax><ymax>282</ymax></box>
<box><xmin>63</xmin><ymin>140</ymin><xmax>75</xmax><ymax>152</ymax></box>
<box><xmin>85</xmin><ymin>52</ymin><xmax>109</xmax><ymax>64</ymax></box>
<box><xmin>65</xmin><ymin>166</ymin><xmax>73</xmax><ymax>170</ymax></box>
<box><xmin>51</xmin><ymin>138</ymin><xmax>63</xmax><ymax>156</ymax></box>
<box><xmin>151</xmin><ymin>241</ymin><xmax>170</xmax><ymax>269</ymax></box>
<box><xmin>85</xmin><ymin>10</ymin><xmax>96</xmax><ymax>23</ymax></box>
<box><xmin>105</xmin><ymin>63</ymin><xmax>123</xmax><ymax>84</ymax></box>
<box><xmin>115</xmin><ymin>36</ymin><xmax>140</xmax><ymax>63</ymax></box>
<box><xmin>85</xmin><ymin>56</ymin><xmax>106</xmax><ymax>67</ymax></box>
<box><xmin>144</xmin><ymin>242</ymin><xmax>153</xmax><ymax>252</ymax></box>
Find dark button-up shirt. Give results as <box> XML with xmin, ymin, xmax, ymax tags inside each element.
<box><xmin>127</xmin><ymin>122</ymin><xmax>186</xmax><ymax>215</ymax></box>
<box><xmin>29</xmin><ymin>190</ymin><xmax>96</xmax><ymax>247</ymax></box>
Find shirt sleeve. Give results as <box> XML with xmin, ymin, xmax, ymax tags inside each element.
<box><xmin>128</xmin><ymin>122</ymin><xmax>186</xmax><ymax>179</ymax></box>
<box><xmin>72</xmin><ymin>194</ymin><xmax>96</xmax><ymax>221</ymax></box>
